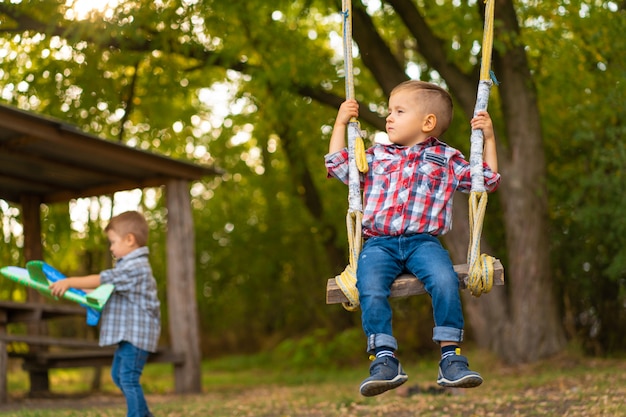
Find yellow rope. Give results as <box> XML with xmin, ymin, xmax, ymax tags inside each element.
<box><xmin>335</xmin><ymin>128</ymin><xmax>368</xmax><ymax>310</ymax></box>
<box><xmin>342</xmin><ymin>0</ymin><xmax>368</xmax><ymax>175</ymax></box>
<box><xmin>466</xmin><ymin>0</ymin><xmax>497</xmax><ymax>297</ymax></box>
<box><xmin>355</xmin><ymin>133</ymin><xmax>369</xmax><ymax>173</ymax></box>
<box><xmin>335</xmin><ymin>210</ymin><xmax>363</xmax><ymax>311</ymax></box>
<box><xmin>334</xmin><ymin>0</ymin><xmax>368</xmax><ymax>310</ymax></box>
<box><xmin>480</xmin><ymin>0</ymin><xmax>495</xmax><ymax>82</ymax></box>
<box><xmin>466</xmin><ymin>191</ymin><xmax>495</xmax><ymax>296</ymax></box>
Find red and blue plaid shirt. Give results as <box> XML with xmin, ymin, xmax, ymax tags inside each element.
<box><xmin>326</xmin><ymin>137</ymin><xmax>500</xmax><ymax>238</ymax></box>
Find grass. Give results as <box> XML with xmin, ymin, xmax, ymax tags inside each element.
<box><xmin>1</xmin><ymin>348</ymin><xmax>625</xmax><ymax>416</ymax></box>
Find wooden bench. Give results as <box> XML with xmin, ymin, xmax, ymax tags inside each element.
<box><xmin>326</xmin><ymin>259</ymin><xmax>505</xmax><ymax>304</ymax></box>
<box><xmin>0</xmin><ymin>301</ymin><xmax>184</xmax><ymax>402</ymax></box>
<box><xmin>2</xmin><ymin>334</ymin><xmax>184</xmax><ymax>371</ymax></box>
<box><xmin>1</xmin><ymin>334</ymin><xmax>103</xmax><ymax>349</ymax></box>
<box><xmin>16</xmin><ymin>348</ymin><xmax>184</xmax><ymax>372</ymax></box>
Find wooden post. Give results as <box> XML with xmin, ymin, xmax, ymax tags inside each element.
<box><xmin>20</xmin><ymin>195</ymin><xmax>50</xmax><ymax>396</ymax></box>
<box><xmin>166</xmin><ymin>180</ymin><xmax>202</xmax><ymax>393</ymax></box>
<box><xmin>0</xmin><ymin>310</ymin><xmax>7</xmax><ymax>404</ymax></box>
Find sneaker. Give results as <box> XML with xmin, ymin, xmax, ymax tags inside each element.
<box><xmin>437</xmin><ymin>354</ymin><xmax>483</xmax><ymax>388</ymax></box>
<box><xmin>359</xmin><ymin>356</ymin><xmax>408</xmax><ymax>397</ymax></box>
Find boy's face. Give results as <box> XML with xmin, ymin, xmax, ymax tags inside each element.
<box><xmin>107</xmin><ymin>229</ymin><xmax>137</xmax><ymax>259</ymax></box>
<box><xmin>386</xmin><ymin>90</ymin><xmax>433</xmax><ymax>147</ymax></box>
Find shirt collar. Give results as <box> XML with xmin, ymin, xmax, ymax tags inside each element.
<box><xmin>118</xmin><ymin>246</ymin><xmax>149</xmax><ymax>263</ymax></box>
<box><xmin>386</xmin><ymin>136</ymin><xmax>441</xmax><ymax>152</ymax></box>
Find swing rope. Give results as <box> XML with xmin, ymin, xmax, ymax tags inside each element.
<box><xmin>334</xmin><ymin>0</ymin><xmax>368</xmax><ymax>311</ymax></box>
<box><xmin>466</xmin><ymin>0</ymin><xmax>497</xmax><ymax>297</ymax></box>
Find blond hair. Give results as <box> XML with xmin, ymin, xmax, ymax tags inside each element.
<box><xmin>390</xmin><ymin>80</ymin><xmax>453</xmax><ymax>137</ymax></box>
<box><xmin>105</xmin><ymin>211</ymin><xmax>149</xmax><ymax>247</ymax></box>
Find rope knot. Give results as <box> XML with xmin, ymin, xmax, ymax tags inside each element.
<box><xmin>467</xmin><ymin>191</ymin><xmax>495</xmax><ymax>297</ymax></box>
<box><xmin>336</xmin><ymin>210</ymin><xmax>363</xmax><ymax>311</ymax></box>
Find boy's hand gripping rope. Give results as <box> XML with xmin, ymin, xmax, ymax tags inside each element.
<box><xmin>467</xmin><ymin>0</ymin><xmax>497</xmax><ymax>296</ymax></box>
<box><xmin>334</xmin><ymin>0</ymin><xmax>368</xmax><ymax>311</ymax></box>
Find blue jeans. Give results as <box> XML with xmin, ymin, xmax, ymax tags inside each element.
<box><xmin>111</xmin><ymin>341</ymin><xmax>152</xmax><ymax>417</ymax></box>
<box><xmin>356</xmin><ymin>234</ymin><xmax>464</xmax><ymax>354</ymax></box>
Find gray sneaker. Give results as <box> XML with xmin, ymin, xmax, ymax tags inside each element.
<box><xmin>359</xmin><ymin>356</ymin><xmax>408</xmax><ymax>397</ymax></box>
<box><xmin>437</xmin><ymin>354</ymin><xmax>483</xmax><ymax>388</ymax></box>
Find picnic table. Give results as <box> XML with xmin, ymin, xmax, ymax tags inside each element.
<box><xmin>0</xmin><ymin>300</ymin><xmax>182</xmax><ymax>403</ymax></box>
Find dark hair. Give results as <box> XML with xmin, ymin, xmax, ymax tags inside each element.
<box><xmin>105</xmin><ymin>211</ymin><xmax>149</xmax><ymax>247</ymax></box>
<box><xmin>390</xmin><ymin>80</ymin><xmax>453</xmax><ymax>136</ymax></box>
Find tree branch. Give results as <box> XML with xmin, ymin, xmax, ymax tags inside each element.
<box><xmin>297</xmin><ymin>85</ymin><xmax>385</xmax><ymax>131</ymax></box>
<box><xmin>351</xmin><ymin>3</ymin><xmax>408</xmax><ymax>96</ymax></box>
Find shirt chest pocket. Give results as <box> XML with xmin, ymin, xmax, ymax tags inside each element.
<box><xmin>373</xmin><ymin>158</ymin><xmax>401</xmax><ymax>175</ymax></box>
<box><xmin>416</xmin><ymin>155</ymin><xmax>447</xmax><ymax>193</ymax></box>
<box><xmin>372</xmin><ymin>158</ymin><xmax>401</xmax><ymax>190</ymax></box>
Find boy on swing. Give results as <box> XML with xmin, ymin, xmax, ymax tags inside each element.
<box><xmin>325</xmin><ymin>80</ymin><xmax>500</xmax><ymax>396</ymax></box>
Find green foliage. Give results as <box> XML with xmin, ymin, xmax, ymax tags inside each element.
<box><xmin>536</xmin><ymin>4</ymin><xmax>626</xmax><ymax>354</ymax></box>
<box><xmin>271</xmin><ymin>327</ymin><xmax>363</xmax><ymax>369</ymax></box>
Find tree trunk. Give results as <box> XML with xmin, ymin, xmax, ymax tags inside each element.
<box><xmin>489</xmin><ymin>0</ymin><xmax>565</xmax><ymax>362</ymax></box>
<box><xmin>443</xmin><ymin>194</ymin><xmax>510</xmax><ymax>356</ymax></box>
<box><xmin>440</xmin><ymin>0</ymin><xmax>569</xmax><ymax>361</ymax></box>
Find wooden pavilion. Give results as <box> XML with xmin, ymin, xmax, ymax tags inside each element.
<box><xmin>0</xmin><ymin>103</ymin><xmax>219</xmax><ymax>397</ymax></box>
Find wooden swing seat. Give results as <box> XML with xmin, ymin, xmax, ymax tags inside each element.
<box><xmin>326</xmin><ymin>259</ymin><xmax>504</xmax><ymax>304</ymax></box>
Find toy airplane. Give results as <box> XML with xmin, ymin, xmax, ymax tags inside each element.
<box><xmin>0</xmin><ymin>261</ymin><xmax>114</xmax><ymax>326</ymax></box>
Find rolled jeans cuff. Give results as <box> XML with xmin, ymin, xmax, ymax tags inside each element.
<box><xmin>433</xmin><ymin>326</ymin><xmax>464</xmax><ymax>344</ymax></box>
<box><xmin>366</xmin><ymin>333</ymin><xmax>398</xmax><ymax>354</ymax></box>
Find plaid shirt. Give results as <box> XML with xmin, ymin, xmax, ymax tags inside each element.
<box><xmin>326</xmin><ymin>137</ymin><xmax>501</xmax><ymax>238</ymax></box>
<box><xmin>99</xmin><ymin>246</ymin><xmax>161</xmax><ymax>352</ymax></box>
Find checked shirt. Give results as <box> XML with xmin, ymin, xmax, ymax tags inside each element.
<box><xmin>99</xmin><ymin>246</ymin><xmax>161</xmax><ymax>352</ymax></box>
<box><xmin>325</xmin><ymin>137</ymin><xmax>500</xmax><ymax>238</ymax></box>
